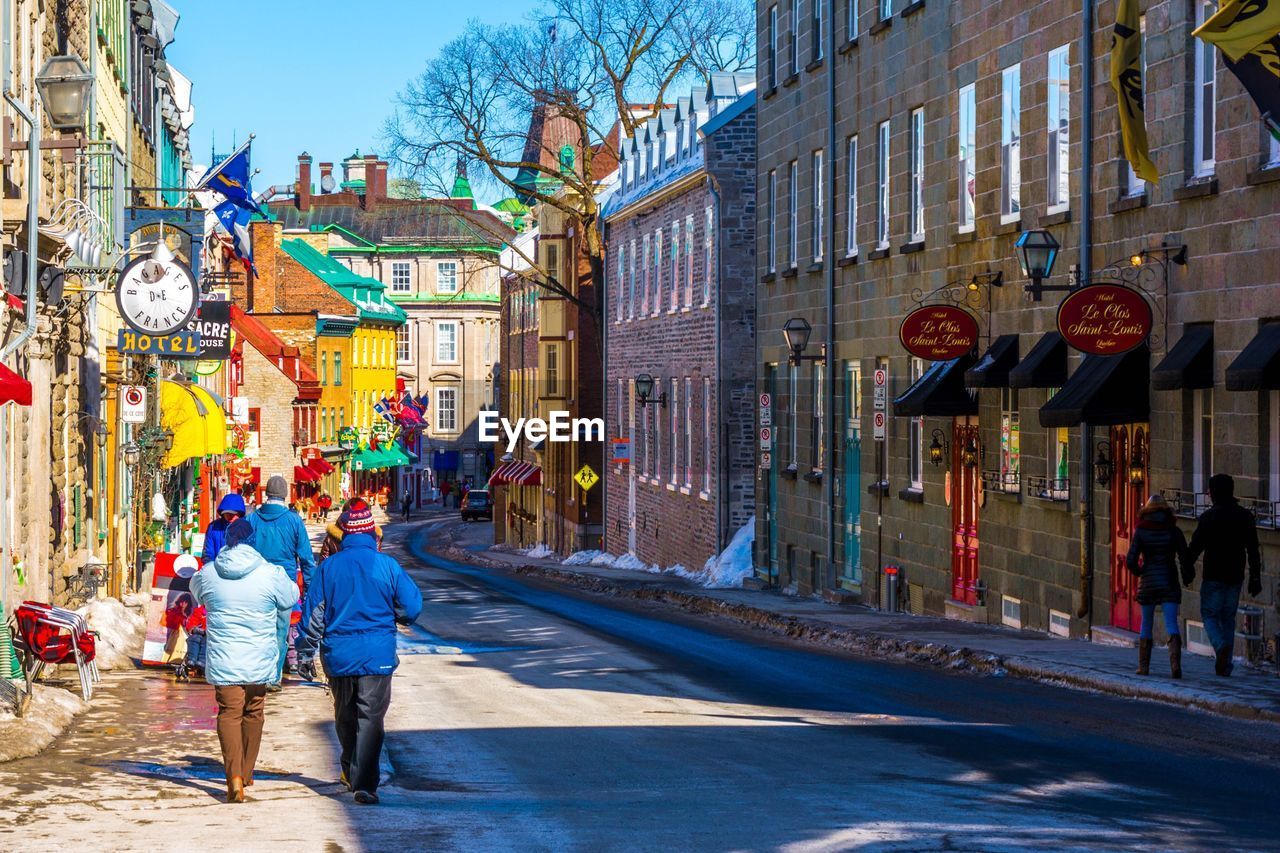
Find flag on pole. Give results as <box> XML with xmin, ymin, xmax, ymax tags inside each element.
<box><xmin>1110</xmin><ymin>0</ymin><xmax>1158</xmax><ymax>183</ymax></box>
<box><xmin>1194</xmin><ymin>0</ymin><xmax>1280</xmax><ymax>140</ymax></box>
<box><xmin>196</xmin><ymin>139</ymin><xmax>265</xmax><ymax>216</ymax></box>
<box><xmin>215</xmin><ymin>200</ymin><xmax>256</xmax><ymax>278</ymax></box>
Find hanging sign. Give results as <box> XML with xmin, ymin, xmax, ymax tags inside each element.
<box><xmin>117</xmin><ymin>329</ymin><xmax>200</xmax><ymax>356</ymax></box>
<box><xmin>178</xmin><ymin>299</ymin><xmax>232</xmax><ymax>361</ymax></box>
<box><xmin>898</xmin><ymin>305</ymin><xmax>979</xmax><ymax>361</ymax></box>
<box><xmin>120</xmin><ymin>385</ymin><xmax>147</xmax><ymax>423</ymax></box>
<box><xmin>1057</xmin><ymin>284</ymin><xmax>1152</xmax><ymax>355</ymax></box>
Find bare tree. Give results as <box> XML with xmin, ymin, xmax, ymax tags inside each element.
<box><xmin>383</xmin><ymin>0</ymin><xmax>754</xmax><ymax>322</ymax></box>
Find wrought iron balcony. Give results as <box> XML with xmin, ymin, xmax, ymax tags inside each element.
<box><xmin>982</xmin><ymin>469</ymin><xmax>1021</xmax><ymax>495</ymax></box>
<box><xmin>1026</xmin><ymin>475</ymin><xmax>1070</xmax><ymax>503</ymax></box>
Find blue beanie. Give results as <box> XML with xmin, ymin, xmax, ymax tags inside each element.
<box><xmin>225</xmin><ymin>518</ymin><xmax>256</xmax><ymax>549</ymax></box>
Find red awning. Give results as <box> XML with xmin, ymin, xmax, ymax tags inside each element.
<box><xmin>308</xmin><ymin>458</ymin><xmax>335</xmax><ymax>475</ymax></box>
<box><xmin>0</xmin><ymin>363</ymin><xmax>32</xmax><ymax>406</ymax></box>
<box><xmin>293</xmin><ymin>465</ymin><xmax>319</xmax><ymax>483</ymax></box>
<box><xmin>487</xmin><ymin>461</ymin><xmax>518</xmax><ymax>486</ymax></box>
<box><xmin>512</xmin><ymin>462</ymin><xmax>542</xmax><ymax>486</ymax></box>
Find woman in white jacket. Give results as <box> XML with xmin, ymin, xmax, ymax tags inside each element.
<box><xmin>191</xmin><ymin>519</ymin><xmax>299</xmax><ymax>803</ymax></box>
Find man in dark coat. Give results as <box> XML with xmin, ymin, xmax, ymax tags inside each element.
<box><xmin>1126</xmin><ymin>494</ymin><xmax>1190</xmax><ymax>678</ymax></box>
<box><xmin>296</xmin><ymin>499</ymin><xmax>422</xmax><ymax>804</ymax></box>
<box><xmin>1186</xmin><ymin>474</ymin><xmax>1263</xmax><ymax>676</ymax></box>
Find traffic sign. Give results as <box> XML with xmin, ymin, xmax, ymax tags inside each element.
<box><xmin>873</xmin><ymin>368</ymin><xmax>887</xmax><ymax>410</ymax></box>
<box><xmin>759</xmin><ymin>426</ymin><xmax>772</xmax><ymax>450</ymax></box>
<box><xmin>611</xmin><ymin>438</ymin><xmax>631</xmax><ymax>464</ymax></box>
<box><xmin>120</xmin><ymin>385</ymin><xmax>146</xmax><ymax>424</ymax></box>
<box><xmin>759</xmin><ymin>391</ymin><xmax>772</xmax><ymax>428</ymax></box>
<box><xmin>873</xmin><ymin>411</ymin><xmax>886</xmax><ymax>441</ymax></box>
<box><xmin>759</xmin><ymin>451</ymin><xmax>772</xmax><ymax>469</ymax></box>
<box><xmin>574</xmin><ymin>464</ymin><xmax>600</xmax><ymax>491</ymax></box>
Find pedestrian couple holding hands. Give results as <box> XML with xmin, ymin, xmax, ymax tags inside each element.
<box><xmin>192</xmin><ymin>475</ymin><xmax>422</xmax><ymax>804</ymax></box>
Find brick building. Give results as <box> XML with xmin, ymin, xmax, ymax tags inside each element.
<box><xmin>755</xmin><ymin>0</ymin><xmax>1279</xmax><ymax>651</ymax></box>
<box><xmin>602</xmin><ymin>74</ymin><xmax>758</xmax><ymax>569</ymax></box>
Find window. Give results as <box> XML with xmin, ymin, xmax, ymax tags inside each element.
<box><xmin>670</xmin><ymin>379</ymin><xmax>680</xmax><ymax>485</ymax></box>
<box><xmin>436</xmin><ymin>388</ymin><xmax>457</xmax><ymax>432</ymax></box>
<box><xmin>909</xmin><ymin>357</ymin><xmax>924</xmax><ymax>489</ymax></box>
<box><xmin>654</xmin><ymin>230</ymin><xmax>664</xmax><ymax>315</ymax></box>
<box><xmin>1193</xmin><ymin>1</ymin><xmax>1219</xmax><ymax>177</ymax></box>
<box><xmin>768</xmin><ymin>5</ymin><xmax>779</xmax><ymax>88</ymax></box>
<box><xmin>812</xmin><ymin>148</ymin><xmax>825</xmax><ymax>261</ymax></box>
<box><xmin>1192</xmin><ymin>388</ymin><xmax>1213</xmax><ymax>493</ymax></box>
<box><xmin>1049</xmin><ymin>417</ymin><xmax>1069</xmax><ymax>500</ymax></box>
<box><xmin>684</xmin><ymin>377</ymin><xmax>693</xmax><ymax>486</ymax></box>
<box><xmin>876</xmin><ymin>121</ymin><xmax>890</xmax><ymax>248</ymax></box>
<box><xmin>670</xmin><ymin>222</ymin><xmax>680</xmax><ymax>311</ymax></box>
<box><xmin>702</xmin><ymin>207</ymin><xmax>713</xmax><ymax>305</ymax></box>
<box><xmin>788</xmin><ymin>160</ymin><xmax>799</xmax><ymax>266</ymax></box>
<box><xmin>391</xmin><ymin>261</ymin><xmax>412</xmax><ymax>293</ymax></box>
<box><xmin>545</xmin><ymin>344</ymin><xmax>560</xmax><ymax>396</ymax></box>
<box><xmin>787</xmin><ymin>363</ymin><xmax>799</xmax><ymax>469</ymax></box>
<box><xmin>1047</xmin><ymin>45</ymin><xmax>1071</xmax><ymax>210</ymax></box>
<box><xmin>643</xmin><ymin>403</ymin><xmax>651</xmax><ymax>477</ymax></box>
<box><xmin>1125</xmin><ymin>16</ymin><xmax>1149</xmax><ymax>196</ymax></box>
<box><xmin>909</xmin><ymin>108</ymin><xmax>925</xmax><ymax>241</ymax></box>
<box><xmin>641</xmin><ymin>234</ymin><xmax>650</xmax><ymax>315</ymax></box>
<box><xmin>655</xmin><ymin>386</ymin><xmax>663</xmax><ymax>482</ymax></box>
<box><xmin>958</xmin><ymin>84</ymin><xmax>976</xmax><ymax>231</ymax></box>
<box><xmin>437</xmin><ymin>261</ymin><xmax>459</xmax><ymax>294</ymax></box>
<box><xmin>702</xmin><ymin>377</ymin><xmax>712</xmax><ymax>493</ymax></box>
<box><xmin>628</xmin><ymin>239</ymin><xmax>637</xmax><ymax>319</ymax></box>
<box><xmin>880</xmin><ymin>0</ymin><xmax>892</xmax><ymax>21</ymax></box>
<box><xmin>396</xmin><ymin>324</ymin><xmax>411</xmax><ymax>362</ymax></box>
<box><xmin>846</xmin><ymin>0</ymin><xmax>857</xmax><ymax>41</ymax></box>
<box><xmin>845</xmin><ymin>135</ymin><xmax>858</xmax><ymax>256</ymax></box>
<box><xmin>790</xmin><ymin>0</ymin><xmax>801</xmax><ymax>76</ymax></box>
<box><xmin>615</xmin><ymin>245</ymin><xmax>625</xmax><ymax>322</ymax></box>
<box><xmin>333</xmin><ymin>352</ymin><xmax>343</xmax><ymax>386</ymax></box>
<box><xmin>1268</xmin><ymin>128</ymin><xmax>1280</xmax><ymax>168</ymax></box>
<box><xmin>1000</xmin><ymin>388</ymin><xmax>1020</xmax><ymax>491</ymax></box>
<box><xmin>1001</xmin><ymin>64</ymin><xmax>1022</xmax><ymax>219</ymax></box>
<box><xmin>811</xmin><ymin>363</ymin><xmax>824</xmax><ymax>472</ymax></box>
<box><xmin>616</xmin><ymin>379</ymin><xmax>624</xmax><ymax>446</ymax></box>
<box><xmin>436</xmin><ymin>321</ymin><xmax>458</xmax><ymax>362</ymax></box>
<box><xmin>320</xmin><ymin>352</ymin><xmax>328</xmax><ymax>385</ymax></box>
<box><xmin>768</xmin><ymin>169</ymin><xmax>778</xmax><ymax>272</ymax></box>
<box><xmin>685</xmin><ymin>215</ymin><xmax>695</xmax><ymax>307</ymax></box>
<box><xmin>629</xmin><ymin>380</ymin><xmax>637</xmax><ymax>482</ymax></box>
<box><xmin>1270</xmin><ymin>392</ymin><xmax>1280</xmax><ymax>510</ymax></box>
<box><xmin>812</xmin><ymin>0</ymin><xmax>824</xmax><ymax>62</ymax></box>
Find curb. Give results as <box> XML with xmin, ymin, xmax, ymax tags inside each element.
<box><xmin>505</xmin><ymin>562</ymin><xmax>1280</xmax><ymax>725</ymax></box>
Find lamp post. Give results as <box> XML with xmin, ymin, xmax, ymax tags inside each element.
<box><xmin>929</xmin><ymin>429</ymin><xmax>948</xmax><ymax>467</ymax></box>
<box><xmin>1093</xmin><ymin>441</ymin><xmax>1113</xmax><ymax>487</ymax></box>
<box><xmin>782</xmin><ymin>317</ymin><xmax>826</xmax><ymax>366</ymax></box>
<box><xmin>34</xmin><ymin>54</ymin><xmax>94</xmax><ymax>131</ymax></box>
<box><xmin>1013</xmin><ymin>229</ymin><xmax>1063</xmax><ymax>302</ymax></box>
<box><xmin>122</xmin><ymin>442</ymin><xmax>142</xmax><ymax>467</ymax></box>
<box><xmin>634</xmin><ymin>373</ymin><xmax>667</xmax><ymax>408</ymax></box>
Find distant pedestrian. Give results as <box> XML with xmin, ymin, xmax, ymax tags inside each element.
<box><xmin>191</xmin><ymin>520</ymin><xmax>299</xmax><ymax>803</ymax></box>
<box><xmin>317</xmin><ymin>493</ymin><xmax>333</xmax><ymax>522</ymax></box>
<box><xmin>296</xmin><ymin>500</ymin><xmax>423</xmax><ymax>805</ymax></box>
<box><xmin>1125</xmin><ymin>494</ymin><xmax>1190</xmax><ymax>678</ymax></box>
<box><xmin>1186</xmin><ymin>474</ymin><xmax>1263</xmax><ymax>676</ymax></box>
<box><xmin>202</xmin><ymin>494</ymin><xmax>247</xmax><ymax>564</ymax></box>
<box><xmin>249</xmin><ymin>475</ymin><xmax>316</xmax><ymax>688</ymax></box>
<box><xmin>400</xmin><ymin>492</ymin><xmax>412</xmax><ymax>522</ymax></box>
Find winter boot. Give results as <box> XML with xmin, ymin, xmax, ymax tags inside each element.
<box><xmin>1168</xmin><ymin>635</ymin><xmax>1183</xmax><ymax>680</ymax></box>
<box><xmin>227</xmin><ymin>776</ymin><xmax>245</xmax><ymax>804</ymax></box>
<box><xmin>1136</xmin><ymin>638</ymin><xmax>1153</xmax><ymax>675</ymax></box>
<box><xmin>1215</xmin><ymin>647</ymin><xmax>1233</xmax><ymax>677</ymax></box>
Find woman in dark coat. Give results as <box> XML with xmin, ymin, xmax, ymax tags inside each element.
<box><xmin>1125</xmin><ymin>494</ymin><xmax>1191</xmax><ymax>678</ymax></box>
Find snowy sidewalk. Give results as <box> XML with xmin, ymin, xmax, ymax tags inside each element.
<box><xmin>466</xmin><ymin>545</ymin><xmax>1280</xmax><ymax>723</ymax></box>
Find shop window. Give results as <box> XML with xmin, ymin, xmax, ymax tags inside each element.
<box><xmin>1192</xmin><ymin>388</ymin><xmax>1213</xmax><ymax>493</ymax></box>
<box><xmin>1000</xmin><ymin>387</ymin><xmax>1020</xmax><ymax>491</ymax></box>
<box><xmin>908</xmin><ymin>357</ymin><xmax>923</xmax><ymax>489</ymax></box>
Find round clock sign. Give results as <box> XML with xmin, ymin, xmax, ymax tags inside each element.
<box><xmin>115</xmin><ymin>255</ymin><xmax>199</xmax><ymax>336</ymax></box>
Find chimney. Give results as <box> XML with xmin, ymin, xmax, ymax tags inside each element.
<box><xmin>296</xmin><ymin>152</ymin><xmax>312</xmax><ymax>210</ymax></box>
<box><xmin>319</xmin><ymin>161</ymin><xmax>333</xmax><ymax>193</ymax></box>
<box><xmin>363</xmin><ymin>155</ymin><xmax>380</xmax><ymax>210</ymax></box>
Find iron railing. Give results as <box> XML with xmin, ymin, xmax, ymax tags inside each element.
<box><xmin>1027</xmin><ymin>475</ymin><xmax>1070</xmax><ymax>502</ymax></box>
<box><xmin>982</xmin><ymin>470</ymin><xmax>1021</xmax><ymax>495</ymax></box>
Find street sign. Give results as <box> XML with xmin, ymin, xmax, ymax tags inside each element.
<box><xmin>759</xmin><ymin>426</ymin><xmax>772</xmax><ymax>450</ymax></box>
<box><xmin>759</xmin><ymin>392</ymin><xmax>772</xmax><ymax>427</ymax></box>
<box><xmin>611</xmin><ymin>438</ymin><xmax>631</xmax><ymax>464</ymax></box>
<box><xmin>120</xmin><ymin>385</ymin><xmax>146</xmax><ymax>424</ymax></box>
<box><xmin>759</xmin><ymin>451</ymin><xmax>771</xmax><ymax>469</ymax></box>
<box><xmin>873</xmin><ymin>411</ymin><xmax>886</xmax><ymax>441</ymax></box>
<box><xmin>574</xmin><ymin>464</ymin><xmax>600</xmax><ymax>491</ymax></box>
<box><xmin>873</xmin><ymin>368</ymin><xmax>887</xmax><ymax>409</ymax></box>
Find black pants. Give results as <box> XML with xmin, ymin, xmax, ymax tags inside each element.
<box><xmin>329</xmin><ymin>674</ymin><xmax>392</xmax><ymax>794</ymax></box>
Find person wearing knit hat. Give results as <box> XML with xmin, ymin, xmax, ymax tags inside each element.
<box><xmin>249</xmin><ymin>472</ymin><xmax>316</xmax><ymax>688</ymax></box>
<box><xmin>297</xmin><ymin>494</ymin><xmax>423</xmax><ymax>805</ymax></box>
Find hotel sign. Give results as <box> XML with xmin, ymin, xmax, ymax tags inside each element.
<box><xmin>898</xmin><ymin>306</ymin><xmax>979</xmax><ymax>361</ymax></box>
<box><xmin>1057</xmin><ymin>284</ymin><xmax>1152</xmax><ymax>355</ymax></box>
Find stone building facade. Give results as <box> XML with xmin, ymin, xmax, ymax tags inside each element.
<box><xmin>755</xmin><ymin>0</ymin><xmax>1279</xmax><ymax>649</ymax></box>
<box><xmin>602</xmin><ymin>74</ymin><xmax>758</xmax><ymax>570</ymax></box>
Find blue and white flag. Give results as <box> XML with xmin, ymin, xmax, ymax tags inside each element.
<box><xmin>216</xmin><ymin>200</ymin><xmax>256</xmax><ymax>277</ymax></box>
<box><xmin>197</xmin><ymin>140</ymin><xmax>265</xmax><ymax>215</ymax></box>
<box><xmin>373</xmin><ymin>397</ymin><xmax>396</xmax><ymax>424</ymax></box>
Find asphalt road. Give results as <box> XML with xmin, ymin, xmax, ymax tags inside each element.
<box><xmin>3</xmin><ymin>517</ymin><xmax>1279</xmax><ymax>852</ymax></box>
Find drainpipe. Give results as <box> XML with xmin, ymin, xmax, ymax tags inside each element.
<box><xmin>1077</xmin><ymin>1</ymin><xmax>1096</xmax><ymax>629</ymax></box>
<box><xmin>824</xmin><ymin>0</ymin><xmax>838</xmax><ymax>591</ymax></box>
<box><xmin>706</xmin><ymin>174</ymin><xmax>726</xmax><ymax>553</ymax></box>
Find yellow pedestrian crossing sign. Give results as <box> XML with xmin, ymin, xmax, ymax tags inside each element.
<box><xmin>574</xmin><ymin>464</ymin><xmax>600</xmax><ymax>491</ymax></box>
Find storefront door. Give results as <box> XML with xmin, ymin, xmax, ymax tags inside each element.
<box><xmin>951</xmin><ymin>417</ymin><xmax>981</xmax><ymax>605</ymax></box>
<box><xmin>1110</xmin><ymin>424</ymin><xmax>1149</xmax><ymax>632</ymax></box>
<box><xmin>842</xmin><ymin>362</ymin><xmax>862</xmax><ymax>585</ymax></box>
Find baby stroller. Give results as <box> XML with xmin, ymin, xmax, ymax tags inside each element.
<box><xmin>174</xmin><ymin>605</ymin><xmax>208</xmax><ymax>683</ymax></box>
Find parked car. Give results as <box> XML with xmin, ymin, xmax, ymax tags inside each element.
<box><xmin>460</xmin><ymin>489</ymin><xmax>492</xmax><ymax>522</ymax></box>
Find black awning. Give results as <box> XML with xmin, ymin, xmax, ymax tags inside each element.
<box><xmin>1153</xmin><ymin>324</ymin><xmax>1213</xmax><ymax>390</ymax></box>
<box><xmin>964</xmin><ymin>334</ymin><xmax>1019</xmax><ymax>389</ymax></box>
<box><xmin>894</xmin><ymin>356</ymin><xmax>979</xmax><ymax>417</ymax></box>
<box><xmin>1225</xmin><ymin>322</ymin><xmax>1280</xmax><ymax>391</ymax></box>
<box><xmin>1009</xmin><ymin>332</ymin><xmax>1068</xmax><ymax>389</ymax></box>
<box><xmin>1040</xmin><ymin>345</ymin><xmax>1150</xmax><ymax>427</ymax></box>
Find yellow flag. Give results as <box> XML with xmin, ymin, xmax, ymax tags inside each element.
<box><xmin>1110</xmin><ymin>0</ymin><xmax>1158</xmax><ymax>183</ymax></box>
<box><xmin>1194</xmin><ymin>0</ymin><xmax>1280</xmax><ymax>62</ymax></box>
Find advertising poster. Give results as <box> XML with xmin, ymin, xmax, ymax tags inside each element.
<box><xmin>141</xmin><ymin>553</ymin><xmax>202</xmax><ymax>666</ymax></box>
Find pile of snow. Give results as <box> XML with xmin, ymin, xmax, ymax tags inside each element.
<box><xmin>521</xmin><ymin>544</ymin><xmax>555</xmax><ymax>559</ymax></box>
<box><xmin>77</xmin><ymin>597</ymin><xmax>145</xmax><ymax>671</ymax></box>
<box><xmin>0</xmin><ymin>682</ymin><xmax>88</xmax><ymax>763</ymax></box>
<box><xmin>559</xmin><ymin>517</ymin><xmax>757</xmax><ymax>589</ymax></box>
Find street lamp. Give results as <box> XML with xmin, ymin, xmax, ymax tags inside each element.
<box><xmin>961</xmin><ymin>437</ymin><xmax>983</xmax><ymax>469</ymax></box>
<box><xmin>783</xmin><ymin>317</ymin><xmax>826</xmax><ymax>366</ymax></box>
<box><xmin>1094</xmin><ymin>441</ymin><xmax>1113</xmax><ymax>487</ymax></box>
<box><xmin>122</xmin><ymin>442</ymin><xmax>141</xmax><ymax>467</ymax></box>
<box><xmin>634</xmin><ymin>373</ymin><xmax>667</xmax><ymax>408</ymax></box>
<box><xmin>1128</xmin><ymin>445</ymin><xmax>1146</xmax><ymax>487</ymax></box>
<box><xmin>35</xmin><ymin>54</ymin><xmax>94</xmax><ymax>131</ymax></box>
<box><xmin>1014</xmin><ymin>229</ymin><xmax>1061</xmax><ymax>302</ymax></box>
<box><xmin>929</xmin><ymin>429</ymin><xmax>948</xmax><ymax>467</ymax></box>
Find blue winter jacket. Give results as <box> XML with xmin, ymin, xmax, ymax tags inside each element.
<box><xmin>190</xmin><ymin>544</ymin><xmax>300</xmax><ymax>686</ymax></box>
<box><xmin>248</xmin><ymin>501</ymin><xmax>316</xmax><ymax>587</ymax></box>
<box><xmin>295</xmin><ymin>533</ymin><xmax>423</xmax><ymax>677</ymax></box>
<box><xmin>202</xmin><ymin>494</ymin><xmax>247</xmax><ymax>564</ymax></box>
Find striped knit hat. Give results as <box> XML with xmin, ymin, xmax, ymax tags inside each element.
<box><xmin>340</xmin><ymin>499</ymin><xmax>376</xmax><ymax>535</ymax></box>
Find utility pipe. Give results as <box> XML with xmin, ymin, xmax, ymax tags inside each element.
<box><xmin>824</xmin><ymin>0</ymin><xmax>838</xmax><ymax>592</ymax></box>
<box><xmin>1077</xmin><ymin>1</ymin><xmax>1096</xmax><ymax>627</ymax></box>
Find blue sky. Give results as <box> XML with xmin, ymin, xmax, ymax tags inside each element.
<box><xmin>167</xmin><ymin>1</ymin><xmax>539</xmax><ymax>188</ymax></box>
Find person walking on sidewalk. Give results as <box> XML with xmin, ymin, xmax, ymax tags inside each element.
<box><xmin>1186</xmin><ymin>473</ymin><xmax>1263</xmax><ymax>676</ymax></box>
<box><xmin>296</xmin><ymin>499</ymin><xmax>422</xmax><ymax>805</ymax></box>
<box><xmin>249</xmin><ymin>475</ymin><xmax>316</xmax><ymax>688</ymax></box>
<box><xmin>317</xmin><ymin>492</ymin><xmax>333</xmax><ymax>522</ymax></box>
<box><xmin>1125</xmin><ymin>494</ymin><xmax>1191</xmax><ymax>678</ymax></box>
<box><xmin>191</xmin><ymin>520</ymin><xmax>300</xmax><ymax>803</ymax></box>
<box><xmin>400</xmin><ymin>491</ymin><xmax>412</xmax><ymax>522</ymax></box>
<box><xmin>201</xmin><ymin>493</ymin><xmax>246</xmax><ymax>564</ymax></box>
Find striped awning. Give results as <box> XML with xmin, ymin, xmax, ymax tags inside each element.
<box><xmin>488</xmin><ymin>460</ymin><xmax>542</xmax><ymax>487</ymax></box>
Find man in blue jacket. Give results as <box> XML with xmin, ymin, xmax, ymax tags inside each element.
<box><xmin>202</xmin><ymin>493</ymin><xmax>246</xmax><ymax>564</ymax></box>
<box><xmin>296</xmin><ymin>499</ymin><xmax>422</xmax><ymax>805</ymax></box>
<box><xmin>249</xmin><ymin>475</ymin><xmax>316</xmax><ymax>687</ymax></box>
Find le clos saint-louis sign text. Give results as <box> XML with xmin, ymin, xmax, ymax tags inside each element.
<box><xmin>1056</xmin><ymin>284</ymin><xmax>1152</xmax><ymax>355</ymax></box>
<box><xmin>898</xmin><ymin>306</ymin><xmax>979</xmax><ymax>361</ymax></box>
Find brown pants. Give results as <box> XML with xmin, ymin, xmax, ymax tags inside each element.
<box><xmin>214</xmin><ymin>684</ymin><xmax>268</xmax><ymax>784</ymax></box>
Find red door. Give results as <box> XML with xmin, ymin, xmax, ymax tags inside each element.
<box><xmin>1110</xmin><ymin>425</ymin><xmax>1149</xmax><ymax>631</ymax></box>
<box><xmin>951</xmin><ymin>418</ymin><xmax>981</xmax><ymax>605</ymax></box>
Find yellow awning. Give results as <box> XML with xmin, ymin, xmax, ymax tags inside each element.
<box><xmin>160</xmin><ymin>380</ymin><xmax>227</xmax><ymax>468</ymax></box>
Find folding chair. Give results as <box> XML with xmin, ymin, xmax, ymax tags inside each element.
<box><xmin>13</xmin><ymin>602</ymin><xmax>97</xmax><ymax>702</ymax></box>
